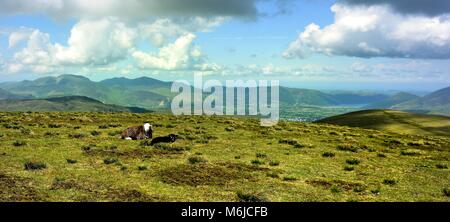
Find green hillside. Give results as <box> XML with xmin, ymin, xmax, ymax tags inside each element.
<box><xmin>393</xmin><ymin>87</ymin><xmax>450</xmax><ymax>116</ymax></box>
<box><xmin>0</xmin><ymin>88</ymin><xmax>34</xmax><ymax>100</ymax></box>
<box><xmin>280</xmin><ymin>87</ymin><xmax>340</xmax><ymax>106</ymax></box>
<box><xmin>1</xmin><ymin>75</ymin><xmax>171</xmax><ymax>109</ymax></box>
<box><xmin>317</xmin><ymin>110</ymin><xmax>450</xmax><ymax>136</ymax></box>
<box><xmin>0</xmin><ymin>112</ymin><xmax>448</xmax><ymax>201</ymax></box>
<box><xmin>364</xmin><ymin>92</ymin><xmax>420</xmax><ymax>109</ymax></box>
<box><xmin>0</xmin><ymin>96</ymin><xmax>150</xmax><ymax>113</ymax></box>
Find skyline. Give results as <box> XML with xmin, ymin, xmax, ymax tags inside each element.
<box><xmin>0</xmin><ymin>0</ymin><xmax>449</xmax><ymax>91</ymax></box>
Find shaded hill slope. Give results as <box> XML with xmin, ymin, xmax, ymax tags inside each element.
<box><xmin>317</xmin><ymin>109</ymin><xmax>450</xmax><ymax>136</ymax></box>
<box><xmin>0</xmin><ymin>96</ymin><xmax>151</xmax><ymax>113</ymax></box>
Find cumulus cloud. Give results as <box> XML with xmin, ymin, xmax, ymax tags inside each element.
<box><xmin>3</xmin><ymin>17</ymin><xmax>219</xmax><ymax>74</ymax></box>
<box><xmin>339</xmin><ymin>0</ymin><xmax>450</xmax><ymax>16</ymax></box>
<box><xmin>0</xmin><ymin>0</ymin><xmax>289</xmax><ymax>20</ymax></box>
<box><xmin>283</xmin><ymin>4</ymin><xmax>450</xmax><ymax>59</ymax></box>
<box><xmin>53</xmin><ymin>18</ymin><xmax>136</xmax><ymax>66</ymax></box>
<box><xmin>132</xmin><ymin>33</ymin><xmax>203</xmax><ymax>70</ymax></box>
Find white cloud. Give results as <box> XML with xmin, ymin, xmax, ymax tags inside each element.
<box><xmin>53</xmin><ymin>18</ymin><xmax>136</xmax><ymax>66</ymax></box>
<box><xmin>132</xmin><ymin>33</ymin><xmax>216</xmax><ymax>71</ymax></box>
<box><xmin>8</xmin><ymin>27</ymin><xmax>34</xmax><ymax>48</ymax></box>
<box><xmin>283</xmin><ymin>4</ymin><xmax>450</xmax><ymax>59</ymax></box>
<box><xmin>3</xmin><ymin>17</ymin><xmax>220</xmax><ymax>74</ymax></box>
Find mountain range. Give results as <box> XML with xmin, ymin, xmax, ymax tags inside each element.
<box><xmin>0</xmin><ymin>96</ymin><xmax>150</xmax><ymax>113</ymax></box>
<box><xmin>0</xmin><ymin>74</ymin><xmax>448</xmax><ymax>116</ymax></box>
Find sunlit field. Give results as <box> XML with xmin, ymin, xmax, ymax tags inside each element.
<box><xmin>1</xmin><ymin>112</ymin><xmax>449</xmax><ymax>202</ymax></box>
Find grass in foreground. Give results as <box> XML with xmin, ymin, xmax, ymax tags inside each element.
<box><xmin>0</xmin><ymin>112</ymin><xmax>449</xmax><ymax>202</ymax></box>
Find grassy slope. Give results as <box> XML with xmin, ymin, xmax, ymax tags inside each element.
<box><xmin>0</xmin><ymin>112</ymin><xmax>449</xmax><ymax>202</ymax></box>
<box><xmin>0</xmin><ymin>96</ymin><xmax>150</xmax><ymax>113</ymax></box>
<box><xmin>317</xmin><ymin>110</ymin><xmax>450</xmax><ymax>136</ymax></box>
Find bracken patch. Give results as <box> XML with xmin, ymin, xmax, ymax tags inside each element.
<box><xmin>0</xmin><ymin>172</ymin><xmax>46</xmax><ymax>201</ymax></box>
<box><xmin>158</xmin><ymin>163</ymin><xmax>260</xmax><ymax>186</ymax></box>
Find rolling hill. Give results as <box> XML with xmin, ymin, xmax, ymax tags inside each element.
<box><xmin>279</xmin><ymin>87</ymin><xmax>340</xmax><ymax>106</ymax></box>
<box><xmin>317</xmin><ymin>109</ymin><xmax>450</xmax><ymax>136</ymax></box>
<box><xmin>0</xmin><ymin>75</ymin><xmax>171</xmax><ymax>109</ymax></box>
<box><xmin>0</xmin><ymin>74</ymin><xmax>373</xmax><ymax>109</ymax></box>
<box><xmin>0</xmin><ymin>88</ymin><xmax>34</xmax><ymax>100</ymax></box>
<box><xmin>2</xmin><ymin>75</ymin><xmax>447</xmax><ymax>119</ymax></box>
<box><xmin>0</xmin><ymin>96</ymin><xmax>151</xmax><ymax>113</ymax></box>
<box><xmin>393</xmin><ymin>87</ymin><xmax>450</xmax><ymax>116</ymax></box>
<box><xmin>364</xmin><ymin>92</ymin><xmax>420</xmax><ymax>109</ymax></box>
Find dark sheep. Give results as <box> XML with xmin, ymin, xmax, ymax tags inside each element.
<box><xmin>150</xmin><ymin>134</ymin><xmax>178</xmax><ymax>145</ymax></box>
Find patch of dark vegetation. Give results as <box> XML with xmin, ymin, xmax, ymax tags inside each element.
<box><xmin>443</xmin><ymin>188</ymin><xmax>450</xmax><ymax>197</ymax></box>
<box><xmin>279</xmin><ymin>139</ymin><xmax>298</xmax><ymax>146</ymax></box>
<box><xmin>345</xmin><ymin>159</ymin><xmax>361</xmax><ymax>165</ymax></box>
<box><xmin>51</xmin><ymin>177</ymin><xmax>165</xmax><ymax>201</ymax></box>
<box><xmin>282</xmin><ymin>176</ymin><xmax>297</xmax><ymax>181</ymax></box>
<box><xmin>48</xmin><ymin>123</ymin><xmax>62</xmax><ymax>128</ymax></box>
<box><xmin>385</xmin><ymin>139</ymin><xmax>403</xmax><ymax>145</ymax></box>
<box><xmin>69</xmin><ymin>133</ymin><xmax>86</xmax><ymax>139</ymax></box>
<box><xmin>353</xmin><ymin>185</ymin><xmax>365</xmax><ymax>193</ymax></box>
<box><xmin>13</xmin><ymin>140</ymin><xmax>27</xmax><ymax>147</ymax></box>
<box><xmin>322</xmin><ymin>152</ymin><xmax>335</xmax><ymax>158</ymax></box>
<box><xmin>44</xmin><ymin>131</ymin><xmax>59</xmax><ymax>136</ymax></box>
<box><xmin>20</xmin><ymin>128</ymin><xmax>33</xmax><ymax>135</ymax></box>
<box><xmin>159</xmin><ymin>163</ymin><xmax>260</xmax><ymax>186</ymax></box>
<box><xmin>344</xmin><ymin>166</ymin><xmax>354</xmax><ymax>171</ymax></box>
<box><xmin>81</xmin><ymin>144</ymin><xmax>97</xmax><ymax>152</ymax></box>
<box><xmin>188</xmin><ymin>156</ymin><xmax>207</xmax><ymax>164</ymax></box>
<box><xmin>0</xmin><ymin>172</ymin><xmax>45</xmax><ymax>201</ymax></box>
<box><xmin>256</xmin><ymin>153</ymin><xmax>267</xmax><ymax>158</ymax></box>
<box><xmin>436</xmin><ymin>163</ymin><xmax>448</xmax><ymax>169</ymax></box>
<box><xmin>330</xmin><ymin>186</ymin><xmax>341</xmax><ymax>193</ymax></box>
<box><xmin>90</xmin><ymin>130</ymin><xmax>101</xmax><ymax>136</ymax></box>
<box><xmin>103</xmin><ymin>157</ymin><xmax>118</xmax><ymax>165</ymax></box>
<box><xmin>137</xmin><ymin>165</ymin><xmax>148</xmax><ymax>171</ymax></box>
<box><xmin>377</xmin><ymin>153</ymin><xmax>387</xmax><ymax>158</ymax></box>
<box><xmin>269</xmin><ymin>160</ymin><xmax>280</xmax><ymax>166</ymax></box>
<box><xmin>407</xmin><ymin>141</ymin><xmax>425</xmax><ymax>147</ymax></box>
<box><xmin>24</xmin><ymin>161</ymin><xmax>47</xmax><ymax>170</ymax></box>
<box><xmin>337</xmin><ymin>144</ymin><xmax>359</xmax><ymax>152</ymax></box>
<box><xmin>236</xmin><ymin>191</ymin><xmax>268</xmax><ymax>202</ymax></box>
<box><xmin>306</xmin><ymin>179</ymin><xmax>363</xmax><ymax>191</ymax></box>
<box><xmin>66</xmin><ymin>159</ymin><xmax>77</xmax><ymax>164</ymax></box>
<box><xmin>400</xmin><ymin>150</ymin><xmax>421</xmax><ymax>156</ymax></box>
<box><xmin>371</xmin><ymin>188</ymin><xmax>381</xmax><ymax>195</ymax></box>
<box><xmin>266</xmin><ymin>171</ymin><xmax>279</xmax><ymax>178</ymax></box>
<box><xmin>251</xmin><ymin>159</ymin><xmax>264</xmax><ymax>165</ymax></box>
<box><xmin>383</xmin><ymin>179</ymin><xmax>397</xmax><ymax>185</ymax></box>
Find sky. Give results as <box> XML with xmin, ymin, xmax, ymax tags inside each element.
<box><xmin>0</xmin><ymin>0</ymin><xmax>449</xmax><ymax>91</ymax></box>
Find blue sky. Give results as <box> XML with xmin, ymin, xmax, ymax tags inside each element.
<box><xmin>0</xmin><ymin>0</ymin><xmax>449</xmax><ymax>91</ymax></box>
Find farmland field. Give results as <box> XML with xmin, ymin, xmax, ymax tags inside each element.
<box><xmin>0</xmin><ymin>112</ymin><xmax>449</xmax><ymax>202</ymax></box>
